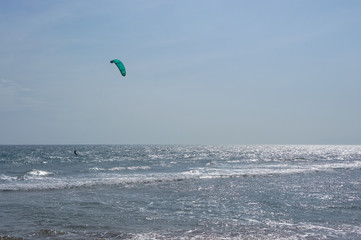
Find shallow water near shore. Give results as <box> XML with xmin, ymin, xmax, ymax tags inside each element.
<box><xmin>1</xmin><ymin>145</ymin><xmax>361</xmax><ymax>239</ymax></box>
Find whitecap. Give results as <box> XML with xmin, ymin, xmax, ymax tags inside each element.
<box><xmin>89</xmin><ymin>167</ymin><xmax>106</xmax><ymax>172</ymax></box>
<box><xmin>0</xmin><ymin>174</ymin><xmax>17</xmax><ymax>181</ymax></box>
<box><xmin>27</xmin><ymin>169</ymin><xmax>53</xmax><ymax>176</ymax></box>
<box><xmin>109</xmin><ymin>167</ymin><xmax>126</xmax><ymax>171</ymax></box>
<box><xmin>21</xmin><ymin>169</ymin><xmax>54</xmax><ymax>180</ymax></box>
<box><xmin>127</xmin><ymin>166</ymin><xmax>151</xmax><ymax>170</ymax></box>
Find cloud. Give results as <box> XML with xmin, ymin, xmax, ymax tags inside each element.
<box><xmin>0</xmin><ymin>78</ymin><xmax>43</xmax><ymax>111</ymax></box>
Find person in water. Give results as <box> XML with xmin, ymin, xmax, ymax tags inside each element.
<box><xmin>74</xmin><ymin>150</ymin><xmax>78</xmax><ymax>155</ymax></box>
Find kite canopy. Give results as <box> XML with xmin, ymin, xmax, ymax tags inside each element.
<box><xmin>110</xmin><ymin>59</ymin><xmax>126</xmax><ymax>76</ymax></box>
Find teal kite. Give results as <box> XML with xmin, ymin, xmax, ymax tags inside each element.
<box><xmin>110</xmin><ymin>59</ymin><xmax>126</xmax><ymax>77</ymax></box>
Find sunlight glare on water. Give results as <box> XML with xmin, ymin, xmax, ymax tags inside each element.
<box><xmin>1</xmin><ymin>145</ymin><xmax>361</xmax><ymax>239</ymax></box>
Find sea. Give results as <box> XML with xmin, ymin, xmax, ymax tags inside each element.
<box><xmin>1</xmin><ymin>145</ymin><xmax>361</xmax><ymax>240</ymax></box>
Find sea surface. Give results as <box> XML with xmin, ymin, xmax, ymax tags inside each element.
<box><xmin>1</xmin><ymin>145</ymin><xmax>361</xmax><ymax>239</ymax></box>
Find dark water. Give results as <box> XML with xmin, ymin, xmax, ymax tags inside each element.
<box><xmin>1</xmin><ymin>145</ymin><xmax>361</xmax><ymax>239</ymax></box>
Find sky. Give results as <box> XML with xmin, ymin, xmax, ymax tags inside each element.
<box><xmin>1</xmin><ymin>0</ymin><xmax>361</xmax><ymax>145</ymax></box>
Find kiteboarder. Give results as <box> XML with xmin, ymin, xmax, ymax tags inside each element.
<box><xmin>74</xmin><ymin>150</ymin><xmax>78</xmax><ymax>156</ymax></box>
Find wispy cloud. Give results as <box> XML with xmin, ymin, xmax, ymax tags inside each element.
<box><xmin>0</xmin><ymin>78</ymin><xmax>44</xmax><ymax>111</ymax></box>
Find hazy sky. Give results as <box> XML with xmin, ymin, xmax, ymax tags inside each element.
<box><xmin>1</xmin><ymin>0</ymin><xmax>361</xmax><ymax>145</ymax></box>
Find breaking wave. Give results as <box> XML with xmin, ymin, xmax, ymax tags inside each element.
<box><xmin>1</xmin><ymin>160</ymin><xmax>361</xmax><ymax>192</ymax></box>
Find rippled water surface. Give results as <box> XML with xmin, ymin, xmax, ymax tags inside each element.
<box><xmin>1</xmin><ymin>145</ymin><xmax>361</xmax><ymax>239</ymax></box>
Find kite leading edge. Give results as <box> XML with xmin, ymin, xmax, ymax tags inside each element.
<box><xmin>110</xmin><ymin>59</ymin><xmax>126</xmax><ymax>77</ymax></box>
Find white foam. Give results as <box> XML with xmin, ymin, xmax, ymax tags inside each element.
<box><xmin>183</xmin><ymin>160</ymin><xmax>361</xmax><ymax>180</ymax></box>
<box><xmin>27</xmin><ymin>169</ymin><xmax>53</xmax><ymax>177</ymax></box>
<box><xmin>2</xmin><ymin>160</ymin><xmax>361</xmax><ymax>192</ymax></box>
<box><xmin>127</xmin><ymin>166</ymin><xmax>151</xmax><ymax>170</ymax></box>
<box><xmin>0</xmin><ymin>174</ymin><xmax>17</xmax><ymax>181</ymax></box>
<box><xmin>0</xmin><ymin>172</ymin><xmax>185</xmax><ymax>191</ymax></box>
<box><xmin>89</xmin><ymin>167</ymin><xmax>106</xmax><ymax>172</ymax></box>
<box><xmin>109</xmin><ymin>167</ymin><xmax>126</xmax><ymax>171</ymax></box>
<box><xmin>265</xmin><ymin>220</ymin><xmax>361</xmax><ymax>238</ymax></box>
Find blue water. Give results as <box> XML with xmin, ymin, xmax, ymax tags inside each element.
<box><xmin>1</xmin><ymin>145</ymin><xmax>361</xmax><ymax>239</ymax></box>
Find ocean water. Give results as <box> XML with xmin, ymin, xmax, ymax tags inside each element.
<box><xmin>1</xmin><ymin>145</ymin><xmax>361</xmax><ymax>240</ymax></box>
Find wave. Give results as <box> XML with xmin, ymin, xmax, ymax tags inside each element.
<box><xmin>184</xmin><ymin>161</ymin><xmax>361</xmax><ymax>179</ymax></box>
<box><xmin>127</xmin><ymin>221</ymin><xmax>361</xmax><ymax>240</ymax></box>
<box><xmin>127</xmin><ymin>166</ymin><xmax>151</xmax><ymax>170</ymax></box>
<box><xmin>0</xmin><ymin>173</ymin><xmax>187</xmax><ymax>192</ymax></box>
<box><xmin>0</xmin><ymin>174</ymin><xmax>17</xmax><ymax>181</ymax></box>
<box><xmin>89</xmin><ymin>166</ymin><xmax>151</xmax><ymax>172</ymax></box>
<box><xmin>0</xmin><ymin>169</ymin><xmax>54</xmax><ymax>183</ymax></box>
<box><xmin>26</xmin><ymin>169</ymin><xmax>53</xmax><ymax>177</ymax></box>
<box><xmin>1</xmin><ymin>161</ymin><xmax>360</xmax><ymax>192</ymax></box>
<box><xmin>264</xmin><ymin>220</ymin><xmax>361</xmax><ymax>238</ymax></box>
